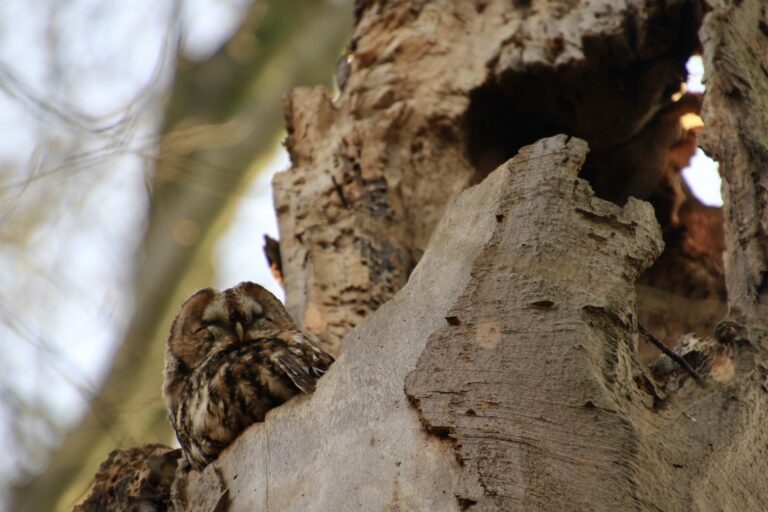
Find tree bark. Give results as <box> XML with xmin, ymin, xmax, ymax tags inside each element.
<box><xmin>177</xmin><ymin>0</ymin><xmax>768</xmax><ymax>510</ymax></box>
<box><xmin>274</xmin><ymin>0</ymin><xmax>716</xmax><ymax>357</ymax></box>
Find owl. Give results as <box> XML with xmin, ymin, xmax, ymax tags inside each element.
<box><xmin>74</xmin><ymin>444</ymin><xmax>180</xmax><ymax>512</ymax></box>
<box><xmin>163</xmin><ymin>281</ymin><xmax>334</xmax><ymax>469</ymax></box>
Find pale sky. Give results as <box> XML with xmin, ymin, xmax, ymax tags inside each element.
<box><xmin>0</xmin><ymin>0</ymin><xmax>258</xmax><ymax>496</ymax></box>
<box><xmin>682</xmin><ymin>55</ymin><xmax>722</xmax><ymax>207</ymax></box>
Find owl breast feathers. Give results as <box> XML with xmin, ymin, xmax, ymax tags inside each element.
<box><xmin>163</xmin><ymin>281</ymin><xmax>334</xmax><ymax>469</ymax></box>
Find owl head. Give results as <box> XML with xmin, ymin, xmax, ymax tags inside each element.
<box><xmin>163</xmin><ymin>282</ymin><xmax>294</xmax><ymax>408</ymax></box>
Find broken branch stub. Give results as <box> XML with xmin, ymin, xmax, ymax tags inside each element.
<box><xmin>402</xmin><ymin>136</ymin><xmax>765</xmax><ymax>510</ymax></box>
<box><xmin>405</xmin><ymin>135</ymin><xmax>665</xmax><ymax>510</ymax></box>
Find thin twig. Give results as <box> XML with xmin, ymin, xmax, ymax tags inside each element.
<box><xmin>639</xmin><ymin>323</ymin><xmax>704</xmax><ymax>387</ymax></box>
<box><xmin>331</xmin><ymin>175</ymin><xmax>348</xmax><ymax>208</ymax></box>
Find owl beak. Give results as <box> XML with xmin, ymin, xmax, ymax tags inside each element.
<box><xmin>235</xmin><ymin>321</ymin><xmax>245</xmax><ymax>342</ymax></box>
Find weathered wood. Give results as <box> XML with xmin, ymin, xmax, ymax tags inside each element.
<box><xmin>700</xmin><ymin>0</ymin><xmax>768</xmax><ymax>329</ymax></box>
<box><xmin>274</xmin><ymin>0</ymin><xmax>704</xmax><ymax>356</ymax></box>
<box><xmin>405</xmin><ymin>136</ymin><xmax>663</xmax><ymax>510</ymax></box>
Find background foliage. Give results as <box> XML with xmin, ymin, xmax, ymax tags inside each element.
<box><xmin>1</xmin><ymin>1</ymin><xmax>352</xmax><ymax>510</ymax></box>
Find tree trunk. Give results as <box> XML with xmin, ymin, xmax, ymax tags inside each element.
<box><xmin>177</xmin><ymin>0</ymin><xmax>768</xmax><ymax>510</ymax></box>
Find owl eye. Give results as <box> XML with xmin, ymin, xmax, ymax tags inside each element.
<box><xmin>192</xmin><ymin>324</ymin><xmax>217</xmax><ymax>343</ymax></box>
<box><xmin>193</xmin><ymin>322</ymin><xmax>222</xmax><ymax>335</ymax></box>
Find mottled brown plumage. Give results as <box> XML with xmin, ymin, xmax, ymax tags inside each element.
<box><xmin>74</xmin><ymin>444</ymin><xmax>180</xmax><ymax>512</ymax></box>
<box><xmin>163</xmin><ymin>281</ymin><xmax>334</xmax><ymax>469</ymax></box>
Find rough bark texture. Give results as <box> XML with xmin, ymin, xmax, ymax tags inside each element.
<box><xmin>178</xmin><ymin>0</ymin><xmax>768</xmax><ymax>510</ymax></box>
<box><xmin>700</xmin><ymin>0</ymin><xmax>768</xmax><ymax>325</ymax></box>
<box><xmin>405</xmin><ymin>136</ymin><xmax>664</xmax><ymax>510</ymax></box>
<box><xmin>274</xmin><ymin>0</ymin><xmax>721</xmax><ymax>357</ymax></box>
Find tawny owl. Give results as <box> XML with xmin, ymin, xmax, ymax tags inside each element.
<box><xmin>163</xmin><ymin>281</ymin><xmax>334</xmax><ymax>469</ymax></box>
<box><xmin>74</xmin><ymin>444</ymin><xmax>180</xmax><ymax>512</ymax></box>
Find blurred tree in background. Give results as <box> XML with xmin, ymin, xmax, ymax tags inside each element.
<box><xmin>2</xmin><ymin>1</ymin><xmax>353</xmax><ymax>510</ymax></box>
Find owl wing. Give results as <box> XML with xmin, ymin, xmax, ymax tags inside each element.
<box><xmin>75</xmin><ymin>445</ymin><xmax>181</xmax><ymax>511</ymax></box>
<box><xmin>270</xmin><ymin>332</ymin><xmax>334</xmax><ymax>394</ymax></box>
